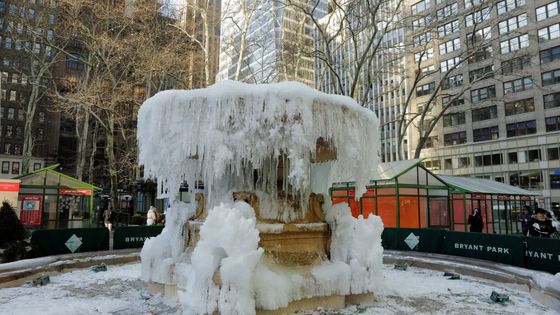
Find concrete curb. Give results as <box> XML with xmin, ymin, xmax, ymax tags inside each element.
<box><xmin>384</xmin><ymin>250</ymin><xmax>560</xmax><ymax>311</ymax></box>
<box><xmin>0</xmin><ymin>249</ymin><xmax>140</xmax><ymax>288</ymax></box>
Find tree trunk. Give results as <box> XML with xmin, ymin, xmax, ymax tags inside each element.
<box><xmin>87</xmin><ymin>119</ymin><xmax>98</xmax><ymax>184</ymax></box>
<box><xmin>76</xmin><ymin>109</ymin><xmax>90</xmax><ymax>180</ymax></box>
<box><xmin>106</xmin><ymin>112</ymin><xmax>119</xmax><ymax>212</ymax></box>
<box><xmin>22</xmin><ymin>81</ymin><xmax>40</xmax><ymax>174</ymax></box>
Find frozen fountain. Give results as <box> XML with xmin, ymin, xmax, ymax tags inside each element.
<box><xmin>137</xmin><ymin>81</ymin><xmax>384</xmax><ymax>314</ymax></box>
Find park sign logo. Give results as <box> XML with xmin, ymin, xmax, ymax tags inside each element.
<box><xmin>404</xmin><ymin>233</ymin><xmax>420</xmax><ymax>250</ymax></box>
<box><xmin>65</xmin><ymin>234</ymin><xmax>83</xmax><ymax>253</ymax></box>
<box><xmin>453</xmin><ymin>242</ymin><xmax>511</xmax><ymax>255</ymax></box>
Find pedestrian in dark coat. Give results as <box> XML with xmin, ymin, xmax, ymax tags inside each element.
<box><xmin>468</xmin><ymin>208</ymin><xmax>483</xmax><ymax>232</ymax></box>
<box><xmin>527</xmin><ymin>208</ymin><xmax>557</xmax><ymax>238</ymax></box>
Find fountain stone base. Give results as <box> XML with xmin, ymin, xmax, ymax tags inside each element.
<box><xmin>149</xmin><ymin>220</ymin><xmax>375</xmax><ymax>313</ymax></box>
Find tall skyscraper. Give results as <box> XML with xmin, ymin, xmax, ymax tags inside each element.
<box><xmin>315</xmin><ymin>0</ymin><xmax>409</xmax><ymax>162</ymax></box>
<box><xmin>0</xmin><ymin>0</ymin><xmax>60</xmax><ymax>179</ymax></box>
<box><xmin>217</xmin><ymin>0</ymin><xmax>328</xmax><ymax>85</ymax></box>
<box><xmin>408</xmin><ymin>0</ymin><xmax>560</xmax><ymax>211</ymax></box>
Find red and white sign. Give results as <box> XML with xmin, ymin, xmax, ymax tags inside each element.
<box><xmin>0</xmin><ymin>182</ymin><xmax>19</xmax><ymax>192</ymax></box>
<box><xmin>20</xmin><ymin>195</ymin><xmax>42</xmax><ymax>225</ymax></box>
<box><xmin>59</xmin><ymin>189</ymin><xmax>92</xmax><ymax>195</ymax></box>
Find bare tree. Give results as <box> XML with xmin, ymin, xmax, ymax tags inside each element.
<box><xmin>48</xmin><ymin>0</ymin><xmax>196</xmax><ymax>210</ymax></box>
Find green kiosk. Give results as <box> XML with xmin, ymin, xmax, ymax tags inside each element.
<box><xmin>15</xmin><ymin>165</ymin><xmax>101</xmax><ymax>229</ymax></box>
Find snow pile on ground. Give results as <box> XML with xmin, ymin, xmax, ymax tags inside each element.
<box><xmin>0</xmin><ymin>263</ymin><xmax>556</xmax><ymax>315</ymax></box>
<box><xmin>137</xmin><ymin>81</ymin><xmax>379</xmax><ymax>208</ymax></box>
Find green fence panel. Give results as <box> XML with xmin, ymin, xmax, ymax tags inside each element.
<box><xmin>113</xmin><ymin>225</ymin><xmax>164</xmax><ymax>249</ymax></box>
<box><xmin>523</xmin><ymin>236</ymin><xmax>560</xmax><ymax>274</ymax></box>
<box><xmin>442</xmin><ymin>231</ymin><xmax>524</xmax><ymax>267</ymax></box>
<box><xmin>31</xmin><ymin>228</ymin><xmax>109</xmax><ymax>257</ymax></box>
<box><xmin>382</xmin><ymin>228</ymin><xmax>446</xmax><ymax>253</ymax></box>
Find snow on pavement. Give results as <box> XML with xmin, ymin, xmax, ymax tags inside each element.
<box><xmin>0</xmin><ymin>263</ymin><xmax>557</xmax><ymax>315</ymax></box>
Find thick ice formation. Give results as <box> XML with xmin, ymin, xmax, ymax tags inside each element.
<box><xmin>137</xmin><ymin>81</ymin><xmax>379</xmax><ymax>206</ymax></box>
<box><xmin>169</xmin><ymin>201</ymin><xmax>384</xmax><ymax>314</ymax></box>
<box><xmin>138</xmin><ymin>81</ymin><xmax>383</xmax><ymax>314</ymax></box>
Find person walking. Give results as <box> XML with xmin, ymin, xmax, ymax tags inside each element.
<box><xmin>103</xmin><ymin>206</ymin><xmax>113</xmax><ymax>231</ymax></box>
<box><xmin>468</xmin><ymin>208</ymin><xmax>483</xmax><ymax>232</ymax></box>
<box><xmin>147</xmin><ymin>206</ymin><xmax>158</xmax><ymax>226</ymax></box>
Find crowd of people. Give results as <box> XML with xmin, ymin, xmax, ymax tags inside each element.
<box><xmin>467</xmin><ymin>206</ymin><xmax>559</xmax><ymax>238</ymax></box>
<box><xmin>518</xmin><ymin>207</ymin><xmax>559</xmax><ymax>238</ymax></box>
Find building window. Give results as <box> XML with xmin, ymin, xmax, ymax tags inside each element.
<box><xmin>500</xmin><ymin>34</ymin><xmax>529</xmax><ymax>54</ymax></box>
<box><xmin>424</xmin><ymin>135</ymin><xmax>438</xmax><ymax>148</ymax></box>
<box><xmin>546</xmin><ymin>116</ymin><xmax>560</xmax><ymax>132</ymax></box>
<box><xmin>423</xmin><ymin>159</ymin><xmax>441</xmax><ymax>170</ymax></box>
<box><xmin>474</xmin><ymin>153</ymin><xmax>503</xmax><ymax>166</ymax></box>
<box><xmin>15</xmin><ymin>126</ymin><xmax>21</xmax><ymax>138</ymax></box>
<box><xmin>414</xmin><ymin>48</ymin><xmax>434</xmax><ymax>63</ymax></box>
<box><xmin>497</xmin><ymin>0</ymin><xmax>525</xmax><ymax>15</ymax></box>
<box><xmin>440</xmin><ymin>56</ymin><xmax>461</xmax><ymax>72</ymax></box>
<box><xmin>528</xmin><ymin>149</ymin><xmax>542</xmax><ymax>162</ymax></box>
<box><xmin>540</xmin><ymin>45</ymin><xmax>560</xmax><ymax>64</ymax></box>
<box><xmin>413</xmin><ymin>15</ymin><xmax>432</xmax><ymax>31</ymax></box>
<box><xmin>470</xmin><ymin>86</ymin><xmax>496</xmax><ymax>103</ymax></box>
<box><xmin>510</xmin><ymin>172</ymin><xmax>542</xmax><ymax>189</ymax></box>
<box><xmin>33</xmin><ymin>163</ymin><xmax>41</xmax><ymax>171</ymax></box>
<box><xmin>442</xmin><ymin>74</ymin><xmax>463</xmax><ymax>89</ymax></box>
<box><xmin>17</xmin><ymin>109</ymin><xmax>24</xmax><ymax>121</ymax></box>
<box><xmin>537</xmin><ymin>1</ymin><xmax>560</xmax><ymax>21</ymax></box>
<box><xmin>498</xmin><ymin>13</ymin><xmax>527</xmax><ymax>34</ymax></box>
<box><xmin>538</xmin><ymin>23</ymin><xmax>560</xmax><ymax>42</ymax></box>
<box><xmin>544</xmin><ymin>92</ymin><xmax>560</xmax><ymax>108</ymax></box>
<box><xmin>508</xmin><ymin>150</ymin><xmax>539</xmax><ymax>163</ymax></box>
<box><xmin>9</xmin><ymin>90</ymin><xmax>16</xmax><ymax>101</ymax></box>
<box><xmin>506</xmin><ymin>120</ymin><xmax>536</xmax><ymax>137</ymax></box>
<box><xmin>412</xmin><ymin>0</ymin><xmax>431</xmax><ymax>15</ymax></box>
<box><xmin>1</xmin><ymin>161</ymin><xmax>8</xmax><ymax>174</ymax></box>
<box><xmin>413</xmin><ymin>32</ymin><xmax>432</xmax><ymax>47</ymax></box>
<box><xmin>66</xmin><ymin>53</ymin><xmax>85</xmax><ymax>70</ymax></box>
<box><xmin>443</xmin><ymin>112</ymin><xmax>465</xmax><ymax>127</ymax></box>
<box><xmin>465</xmin><ymin>8</ymin><xmax>491</xmax><ymax>27</ymax></box>
<box><xmin>421</xmin><ymin>64</ymin><xmax>436</xmax><ymax>74</ymax></box>
<box><xmin>548</xmin><ymin>147</ymin><xmax>560</xmax><ymax>160</ymax></box>
<box><xmin>469</xmin><ymin>65</ymin><xmax>494</xmax><ymax>81</ymax></box>
<box><xmin>7</xmin><ymin>108</ymin><xmax>14</xmax><ymax>120</ymax></box>
<box><xmin>458</xmin><ymin>157</ymin><xmax>470</xmax><ymax>168</ymax></box>
<box><xmin>444</xmin><ymin>131</ymin><xmax>467</xmax><ymax>146</ymax></box>
<box><xmin>37</xmin><ymin>128</ymin><xmax>44</xmax><ymax>140</ymax></box>
<box><xmin>473</xmin><ymin>126</ymin><xmax>499</xmax><ymax>142</ymax></box>
<box><xmin>444</xmin><ymin>158</ymin><xmax>452</xmax><ymax>169</ymax></box>
<box><xmin>551</xmin><ymin>173</ymin><xmax>560</xmax><ymax>189</ymax></box>
<box><xmin>4</xmin><ymin>144</ymin><xmax>10</xmax><ymax>154</ymax></box>
<box><xmin>5</xmin><ymin>125</ymin><xmax>12</xmax><ymax>137</ymax></box>
<box><xmin>14</xmin><ymin>144</ymin><xmax>21</xmax><ymax>155</ymax></box>
<box><xmin>38</xmin><ymin>111</ymin><xmax>45</xmax><ymax>123</ymax></box>
<box><xmin>503</xmin><ymin>76</ymin><xmax>533</xmax><ymax>94</ymax></box>
<box><xmin>468</xmin><ymin>46</ymin><xmax>493</xmax><ymax>63</ymax></box>
<box><xmin>438</xmin><ymin>20</ymin><xmax>459</xmax><ymax>37</ymax></box>
<box><xmin>502</xmin><ymin>55</ymin><xmax>531</xmax><ymax>75</ymax></box>
<box><xmin>436</xmin><ymin>3</ymin><xmax>458</xmax><ymax>21</ymax></box>
<box><xmin>542</xmin><ymin>69</ymin><xmax>560</xmax><ymax>86</ymax></box>
<box><xmin>11</xmin><ymin>162</ymin><xmax>19</xmax><ymax>175</ymax></box>
<box><xmin>416</xmin><ymin>82</ymin><xmax>435</xmax><ymax>96</ymax></box>
<box><xmin>439</xmin><ymin>38</ymin><xmax>461</xmax><ymax>55</ymax></box>
<box><xmin>505</xmin><ymin>98</ymin><xmax>534</xmax><ymax>116</ymax></box>
<box><xmin>442</xmin><ymin>95</ymin><xmax>465</xmax><ymax>106</ymax></box>
<box><xmin>466</xmin><ymin>27</ymin><xmax>491</xmax><ymax>45</ymax></box>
